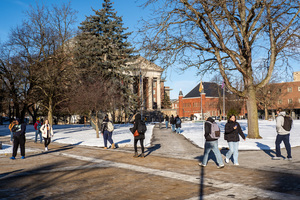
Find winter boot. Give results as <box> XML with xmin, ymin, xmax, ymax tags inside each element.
<box><xmin>111</xmin><ymin>143</ymin><xmax>115</xmax><ymax>149</ymax></box>
<box><xmin>133</xmin><ymin>152</ymin><xmax>138</xmax><ymax>158</ymax></box>
<box><xmin>140</xmin><ymin>153</ymin><xmax>145</xmax><ymax>158</ymax></box>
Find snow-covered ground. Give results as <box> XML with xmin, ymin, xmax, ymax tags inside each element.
<box><xmin>0</xmin><ymin>120</ymin><xmax>299</xmax><ymax>155</ymax></box>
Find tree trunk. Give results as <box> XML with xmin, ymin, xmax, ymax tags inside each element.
<box><xmin>95</xmin><ymin>116</ymin><xmax>99</xmax><ymax>138</ymax></box>
<box><xmin>48</xmin><ymin>98</ymin><xmax>53</xmax><ymax>126</ymax></box>
<box><xmin>264</xmin><ymin>104</ymin><xmax>269</xmax><ymax>120</ymax></box>
<box><xmin>246</xmin><ymin>86</ymin><xmax>262</xmax><ymax>139</ymax></box>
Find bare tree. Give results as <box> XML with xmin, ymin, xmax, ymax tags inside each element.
<box><xmin>138</xmin><ymin>0</ymin><xmax>300</xmax><ymax>138</ymax></box>
<box><xmin>9</xmin><ymin>2</ymin><xmax>77</xmax><ymax>125</ymax></box>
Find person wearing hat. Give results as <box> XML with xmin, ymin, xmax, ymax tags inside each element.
<box><xmin>10</xmin><ymin>118</ymin><xmax>27</xmax><ymax>160</ymax></box>
<box><xmin>34</xmin><ymin>118</ymin><xmax>43</xmax><ymax>143</ymax></box>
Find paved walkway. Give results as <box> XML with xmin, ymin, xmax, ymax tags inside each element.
<box><xmin>0</xmin><ymin>123</ymin><xmax>300</xmax><ymax>200</ymax></box>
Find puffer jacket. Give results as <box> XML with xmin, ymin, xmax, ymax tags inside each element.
<box><xmin>224</xmin><ymin>120</ymin><xmax>245</xmax><ymax>142</ymax></box>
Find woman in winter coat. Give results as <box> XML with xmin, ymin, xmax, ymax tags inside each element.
<box><xmin>101</xmin><ymin>115</ymin><xmax>115</xmax><ymax>149</ymax></box>
<box><xmin>130</xmin><ymin>114</ymin><xmax>145</xmax><ymax>158</ymax></box>
<box><xmin>175</xmin><ymin>115</ymin><xmax>181</xmax><ymax>134</ymax></box>
<box><xmin>40</xmin><ymin>119</ymin><xmax>54</xmax><ymax>151</ymax></box>
<box><xmin>224</xmin><ymin>115</ymin><xmax>246</xmax><ymax>165</ymax></box>
<box><xmin>199</xmin><ymin>117</ymin><xmax>224</xmax><ymax>168</ymax></box>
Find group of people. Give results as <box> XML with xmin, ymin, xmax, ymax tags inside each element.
<box><xmin>8</xmin><ymin>118</ymin><xmax>54</xmax><ymax>159</ymax></box>
<box><xmin>163</xmin><ymin>114</ymin><xmax>182</xmax><ymax>134</ymax></box>
<box><xmin>199</xmin><ymin>107</ymin><xmax>293</xmax><ymax>168</ymax></box>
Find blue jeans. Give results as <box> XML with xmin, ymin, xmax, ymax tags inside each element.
<box><xmin>275</xmin><ymin>134</ymin><xmax>292</xmax><ymax>158</ymax></box>
<box><xmin>226</xmin><ymin>142</ymin><xmax>239</xmax><ymax>164</ymax></box>
<box><xmin>202</xmin><ymin>140</ymin><xmax>224</xmax><ymax>166</ymax></box>
<box><xmin>176</xmin><ymin>127</ymin><xmax>181</xmax><ymax>134</ymax></box>
<box><xmin>35</xmin><ymin>130</ymin><xmax>42</xmax><ymax>143</ymax></box>
<box><xmin>103</xmin><ymin>130</ymin><xmax>114</xmax><ymax>147</ymax></box>
<box><xmin>171</xmin><ymin>124</ymin><xmax>175</xmax><ymax>132</ymax></box>
<box><xmin>165</xmin><ymin>121</ymin><xmax>169</xmax><ymax>129</ymax></box>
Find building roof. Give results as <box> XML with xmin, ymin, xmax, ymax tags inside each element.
<box><xmin>184</xmin><ymin>82</ymin><xmax>222</xmax><ymax>98</ymax></box>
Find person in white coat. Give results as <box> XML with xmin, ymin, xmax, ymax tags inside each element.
<box><xmin>40</xmin><ymin>119</ymin><xmax>54</xmax><ymax>151</ymax></box>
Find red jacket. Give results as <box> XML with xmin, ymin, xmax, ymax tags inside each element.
<box><xmin>34</xmin><ymin>120</ymin><xmax>42</xmax><ymax>130</ymax></box>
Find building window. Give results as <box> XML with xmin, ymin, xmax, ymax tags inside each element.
<box><xmin>298</xmin><ymin>86</ymin><xmax>300</xmax><ymax>91</ymax></box>
<box><xmin>154</xmin><ymin>98</ymin><xmax>156</xmax><ymax>102</ymax></box>
<box><xmin>153</xmin><ymin>90</ymin><xmax>155</xmax><ymax>95</ymax></box>
<box><xmin>299</xmin><ymin>98</ymin><xmax>300</xmax><ymax>104</ymax></box>
<box><xmin>288</xmin><ymin>99</ymin><xmax>293</xmax><ymax>104</ymax></box>
<box><xmin>287</xmin><ymin>87</ymin><xmax>292</xmax><ymax>92</ymax></box>
<box><xmin>278</xmin><ymin>88</ymin><xmax>281</xmax><ymax>93</ymax></box>
<box><xmin>278</xmin><ymin>100</ymin><xmax>282</xmax><ymax>104</ymax></box>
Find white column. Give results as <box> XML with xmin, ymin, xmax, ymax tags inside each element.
<box><xmin>148</xmin><ymin>76</ymin><xmax>153</xmax><ymax>110</ymax></box>
<box><xmin>157</xmin><ymin>76</ymin><xmax>161</xmax><ymax>110</ymax></box>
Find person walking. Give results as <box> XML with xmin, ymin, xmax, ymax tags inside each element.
<box><xmin>130</xmin><ymin>113</ymin><xmax>147</xmax><ymax>158</ymax></box>
<box><xmin>199</xmin><ymin>117</ymin><xmax>224</xmax><ymax>168</ymax></box>
<box><xmin>170</xmin><ymin>115</ymin><xmax>176</xmax><ymax>132</ymax></box>
<box><xmin>224</xmin><ymin>115</ymin><xmax>246</xmax><ymax>165</ymax></box>
<box><xmin>34</xmin><ymin>118</ymin><xmax>43</xmax><ymax>143</ymax></box>
<box><xmin>175</xmin><ymin>115</ymin><xmax>182</xmax><ymax>134</ymax></box>
<box><xmin>8</xmin><ymin>119</ymin><xmax>16</xmax><ymax>144</ymax></box>
<box><xmin>272</xmin><ymin>108</ymin><xmax>292</xmax><ymax>160</ymax></box>
<box><xmin>10</xmin><ymin>118</ymin><xmax>26</xmax><ymax>160</ymax></box>
<box><xmin>165</xmin><ymin>115</ymin><xmax>169</xmax><ymax>129</ymax></box>
<box><xmin>101</xmin><ymin>115</ymin><xmax>115</xmax><ymax>149</ymax></box>
<box><xmin>40</xmin><ymin>119</ymin><xmax>54</xmax><ymax>151</ymax></box>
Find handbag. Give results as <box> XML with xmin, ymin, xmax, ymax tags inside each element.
<box><xmin>134</xmin><ymin>130</ymin><xmax>139</xmax><ymax>137</ymax></box>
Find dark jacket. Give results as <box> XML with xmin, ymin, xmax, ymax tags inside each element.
<box><xmin>101</xmin><ymin>117</ymin><xmax>109</xmax><ymax>133</ymax></box>
<box><xmin>14</xmin><ymin>119</ymin><xmax>26</xmax><ymax>137</ymax></box>
<box><xmin>205</xmin><ymin>117</ymin><xmax>218</xmax><ymax>141</ymax></box>
<box><xmin>170</xmin><ymin>116</ymin><xmax>175</xmax><ymax>124</ymax></box>
<box><xmin>165</xmin><ymin>115</ymin><xmax>169</xmax><ymax>121</ymax></box>
<box><xmin>224</xmin><ymin>120</ymin><xmax>245</xmax><ymax>142</ymax></box>
<box><xmin>175</xmin><ymin>117</ymin><xmax>181</xmax><ymax>128</ymax></box>
<box><xmin>130</xmin><ymin>114</ymin><xmax>145</xmax><ymax>140</ymax></box>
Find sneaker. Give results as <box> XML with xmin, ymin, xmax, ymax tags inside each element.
<box><xmin>140</xmin><ymin>153</ymin><xmax>145</xmax><ymax>158</ymax></box>
<box><xmin>217</xmin><ymin>165</ymin><xmax>225</xmax><ymax>169</ymax></box>
<box><xmin>133</xmin><ymin>152</ymin><xmax>138</xmax><ymax>158</ymax></box>
<box><xmin>225</xmin><ymin>158</ymin><xmax>229</xmax><ymax>164</ymax></box>
<box><xmin>104</xmin><ymin>147</ymin><xmax>107</xmax><ymax>150</ymax></box>
<box><xmin>198</xmin><ymin>163</ymin><xmax>206</xmax><ymax>167</ymax></box>
<box><xmin>234</xmin><ymin>163</ymin><xmax>239</xmax><ymax>166</ymax></box>
<box><xmin>284</xmin><ymin>158</ymin><xmax>292</xmax><ymax>161</ymax></box>
<box><xmin>272</xmin><ymin>156</ymin><xmax>281</xmax><ymax>160</ymax></box>
<box><xmin>111</xmin><ymin>143</ymin><xmax>115</xmax><ymax>149</ymax></box>
<box><xmin>45</xmin><ymin>147</ymin><xmax>48</xmax><ymax>151</ymax></box>
<box><xmin>21</xmin><ymin>156</ymin><xmax>25</xmax><ymax>159</ymax></box>
<box><xmin>10</xmin><ymin>156</ymin><xmax>15</xmax><ymax>160</ymax></box>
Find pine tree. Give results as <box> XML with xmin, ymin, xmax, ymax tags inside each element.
<box><xmin>74</xmin><ymin>0</ymin><xmax>137</xmax><ymax>127</ymax></box>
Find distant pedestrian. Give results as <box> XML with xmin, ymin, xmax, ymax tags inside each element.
<box><xmin>199</xmin><ymin>117</ymin><xmax>224</xmax><ymax>168</ymax></box>
<box><xmin>272</xmin><ymin>108</ymin><xmax>292</xmax><ymax>160</ymax></box>
<box><xmin>165</xmin><ymin>115</ymin><xmax>169</xmax><ymax>129</ymax></box>
<box><xmin>40</xmin><ymin>119</ymin><xmax>54</xmax><ymax>151</ymax></box>
<box><xmin>8</xmin><ymin>119</ymin><xmax>16</xmax><ymax>144</ymax></box>
<box><xmin>170</xmin><ymin>115</ymin><xmax>175</xmax><ymax>132</ymax></box>
<box><xmin>10</xmin><ymin>118</ymin><xmax>26</xmax><ymax>160</ymax></box>
<box><xmin>175</xmin><ymin>115</ymin><xmax>181</xmax><ymax>134</ymax></box>
<box><xmin>34</xmin><ymin>118</ymin><xmax>43</xmax><ymax>143</ymax></box>
<box><xmin>101</xmin><ymin>115</ymin><xmax>115</xmax><ymax>149</ymax></box>
<box><xmin>130</xmin><ymin>113</ymin><xmax>147</xmax><ymax>158</ymax></box>
<box><xmin>224</xmin><ymin>115</ymin><xmax>246</xmax><ymax>165</ymax></box>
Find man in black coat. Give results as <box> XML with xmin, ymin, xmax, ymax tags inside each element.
<box><xmin>10</xmin><ymin>118</ymin><xmax>26</xmax><ymax>160</ymax></box>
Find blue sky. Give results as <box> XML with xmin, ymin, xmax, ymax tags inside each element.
<box><xmin>1</xmin><ymin>0</ymin><xmax>299</xmax><ymax>99</ymax></box>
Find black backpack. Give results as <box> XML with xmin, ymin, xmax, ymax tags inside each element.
<box><xmin>282</xmin><ymin>116</ymin><xmax>293</xmax><ymax>131</ymax></box>
<box><xmin>138</xmin><ymin>121</ymin><xmax>147</xmax><ymax>134</ymax></box>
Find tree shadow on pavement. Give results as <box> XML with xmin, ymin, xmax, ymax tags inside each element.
<box><xmin>255</xmin><ymin>142</ymin><xmax>276</xmax><ymax>158</ymax></box>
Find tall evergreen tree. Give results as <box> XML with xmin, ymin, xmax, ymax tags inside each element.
<box><xmin>74</xmin><ymin>0</ymin><xmax>137</xmax><ymax>130</ymax></box>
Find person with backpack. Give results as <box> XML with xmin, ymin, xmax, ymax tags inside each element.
<box><xmin>272</xmin><ymin>108</ymin><xmax>292</xmax><ymax>160</ymax></box>
<box><xmin>10</xmin><ymin>118</ymin><xmax>26</xmax><ymax>160</ymax></box>
<box><xmin>101</xmin><ymin>115</ymin><xmax>115</xmax><ymax>150</ymax></box>
<box><xmin>224</xmin><ymin>115</ymin><xmax>246</xmax><ymax>165</ymax></box>
<box><xmin>130</xmin><ymin>113</ymin><xmax>147</xmax><ymax>158</ymax></box>
<box><xmin>34</xmin><ymin>118</ymin><xmax>43</xmax><ymax>143</ymax></box>
<box><xmin>175</xmin><ymin>115</ymin><xmax>181</xmax><ymax>134</ymax></box>
<box><xmin>199</xmin><ymin>117</ymin><xmax>224</xmax><ymax>168</ymax></box>
<box><xmin>170</xmin><ymin>115</ymin><xmax>176</xmax><ymax>132</ymax></box>
<box><xmin>165</xmin><ymin>115</ymin><xmax>169</xmax><ymax>129</ymax></box>
<box><xmin>40</xmin><ymin>119</ymin><xmax>54</xmax><ymax>151</ymax></box>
